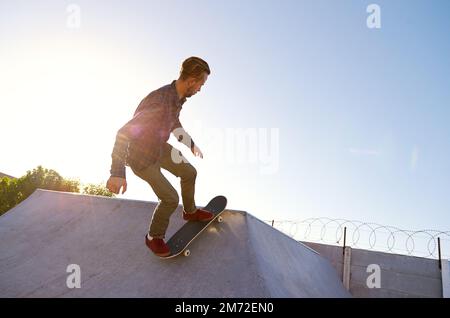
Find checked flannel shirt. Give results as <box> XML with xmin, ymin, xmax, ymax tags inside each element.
<box><xmin>109</xmin><ymin>80</ymin><xmax>195</xmax><ymax>179</ymax></box>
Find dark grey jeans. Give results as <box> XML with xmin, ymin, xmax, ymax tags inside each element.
<box><xmin>131</xmin><ymin>143</ymin><xmax>197</xmax><ymax>238</ymax></box>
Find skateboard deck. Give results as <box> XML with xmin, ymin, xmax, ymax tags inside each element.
<box><xmin>160</xmin><ymin>195</ymin><xmax>227</xmax><ymax>258</ymax></box>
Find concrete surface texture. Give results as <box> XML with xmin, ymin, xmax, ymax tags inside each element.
<box><xmin>0</xmin><ymin>189</ymin><xmax>350</xmax><ymax>298</ymax></box>
<box><xmin>304</xmin><ymin>241</ymin><xmax>444</xmax><ymax>298</ymax></box>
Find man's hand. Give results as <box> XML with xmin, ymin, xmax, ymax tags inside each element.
<box><xmin>106</xmin><ymin>176</ymin><xmax>127</xmax><ymax>194</ymax></box>
<box><xmin>191</xmin><ymin>144</ymin><xmax>204</xmax><ymax>158</ymax></box>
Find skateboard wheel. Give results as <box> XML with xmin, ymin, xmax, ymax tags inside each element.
<box><xmin>217</xmin><ymin>216</ymin><xmax>223</xmax><ymax>223</ymax></box>
<box><xmin>183</xmin><ymin>249</ymin><xmax>191</xmax><ymax>257</ymax></box>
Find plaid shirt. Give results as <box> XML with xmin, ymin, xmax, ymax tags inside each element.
<box><xmin>110</xmin><ymin>80</ymin><xmax>195</xmax><ymax>179</ymax></box>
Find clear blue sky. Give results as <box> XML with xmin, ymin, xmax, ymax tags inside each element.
<box><xmin>1</xmin><ymin>0</ymin><xmax>449</xmax><ymax>231</ymax></box>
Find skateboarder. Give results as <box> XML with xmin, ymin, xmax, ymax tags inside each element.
<box><xmin>106</xmin><ymin>57</ymin><xmax>214</xmax><ymax>257</ymax></box>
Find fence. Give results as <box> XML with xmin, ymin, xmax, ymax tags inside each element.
<box><xmin>265</xmin><ymin>217</ymin><xmax>450</xmax><ymax>259</ymax></box>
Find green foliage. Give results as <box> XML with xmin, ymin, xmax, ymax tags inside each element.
<box><xmin>82</xmin><ymin>183</ymin><xmax>114</xmax><ymax>197</ymax></box>
<box><xmin>0</xmin><ymin>177</ymin><xmax>19</xmax><ymax>214</ymax></box>
<box><xmin>0</xmin><ymin>166</ymin><xmax>114</xmax><ymax>216</ymax></box>
<box><xmin>19</xmin><ymin>166</ymin><xmax>80</xmax><ymax>196</ymax></box>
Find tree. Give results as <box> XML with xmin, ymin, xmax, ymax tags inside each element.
<box><xmin>0</xmin><ymin>177</ymin><xmax>19</xmax><ymax>214</ymax></box>
<box><xmin>82</xmin><ymin>183</ymin><xmax>114</xmax><ymax>197</ymax></box>
<box><xmin>0</xmin><ymin>166</ymin><xmax>114</xmax><ymax>216</ymax></box>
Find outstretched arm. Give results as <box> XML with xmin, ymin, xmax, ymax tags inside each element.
<box><xmin>172</xmin><ymin>119</ymin><xmax>203</xmax><ymax>158</ymax></box>
<box><xmin>108</xmin><ymin>127</ymin><xmax>128</xmax><ymax>194</ymax></box>
<box><xmin>172</xmin><ymin>119</ymin><xmax>194</xmax><ymax>150</ymax></box>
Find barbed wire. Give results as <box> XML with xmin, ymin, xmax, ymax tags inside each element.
<box><xmin>264</xmin><ymin>217</ymin><xmax>450</xmax><ymax>259</ymax></box>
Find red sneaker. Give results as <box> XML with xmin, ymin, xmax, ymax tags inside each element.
<box><xmin>145</xmin><ymin>235</ymin><xmax>170</xmax><ymax>257</ymax></box>
<box><xmin>183</xmin><ymin>208</ymin><xmax>214</xmax><ymax>222</ymax></box>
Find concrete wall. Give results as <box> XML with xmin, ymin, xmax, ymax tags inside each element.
<box><xmin>442</xmin><ymin>260</ymin><xmax>450</xmax><ymax>297</ymax></box>
<box><xmin>303</xmin><ymin>241</ymin><xmax>443</xmax><ymax>298</ymax></box>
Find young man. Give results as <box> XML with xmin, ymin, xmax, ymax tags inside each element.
<box><xmin>106</xmin><ymin>57</ymin><xmax>213</xmax><ymax>257</ymax></box>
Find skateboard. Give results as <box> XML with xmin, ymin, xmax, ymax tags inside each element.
<box><xmin>160</xmin><ymin>195</ymin><xmax>227</xmax><ymax>258</ymax></box>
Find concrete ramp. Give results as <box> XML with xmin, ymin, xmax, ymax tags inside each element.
<box><xmin>0</xmin><ymin>189</ymin><xmax>350</xmax><ymax>297</ymax></box>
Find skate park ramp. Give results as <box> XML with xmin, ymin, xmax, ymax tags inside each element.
<box><xmin>0</xmin><ymin>189</ymin><xmax>350</xmax><ymax>298</ymax></box>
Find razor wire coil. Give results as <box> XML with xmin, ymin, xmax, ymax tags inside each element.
<box><xmin>265</xmin><ymin>217</ymin><xmax>450</xmax><ymax>259</ymax></box>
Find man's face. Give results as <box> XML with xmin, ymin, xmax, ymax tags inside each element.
<box><xmin>185</xmin><ymin>73</ymin><xmax>208</xmax><ymax>98</ymax></box>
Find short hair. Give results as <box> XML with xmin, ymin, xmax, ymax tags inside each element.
<box><xmin>179</xmin><ymin>56</ymin><xmax>210</xmax><ymax>80</ymax></box>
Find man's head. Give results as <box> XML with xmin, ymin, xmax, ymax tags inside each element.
<box><xmin>178</xmin><ymin>57</ymin><xmax>210</xmax><ymax>98</ymax></box>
